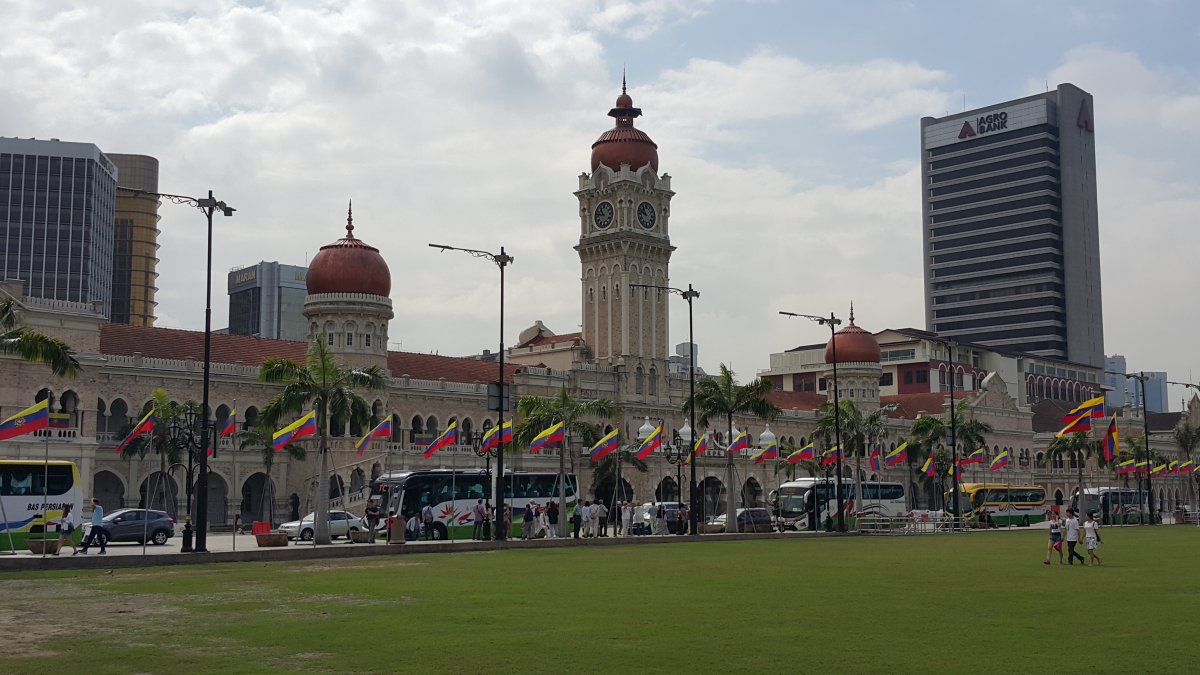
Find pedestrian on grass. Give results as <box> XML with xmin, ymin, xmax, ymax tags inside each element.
<box><xmin>1064</xmin><ymin>508</ymin><xmax>1086</xmax><ymax>565</ymax></box>
<box><xmin>580</xmin><ymin>501</ymin><xmax>593</xmax><ymax>537</ymax></box>
<box><xmin>472</xmin><ymin>499</ymin><xmax>487</xmax><ymax>540</ymax></box>
<box><xmin>75</xmin><ymin>498</ymin><xmax>106</xmax><ymax>555</ymax></box>
<box><xmin>522</xmin><ymin>502</ymin><xmax>535</xmax><ymax>540</ymax></box>
<box><xmin>1044</xmin><ymin>511</ymin><xmax>1064</xmax><ymax>565</ymax></box>
<box><xmin>363</xmin><ymin>499</ymin><xmax>381</xmax><ymax>543</ymax></box>
<box><xmin>1083</xmin><ymin>512</ymin><xmax>1103</xmax><ymax>565</ymax></box>
<box><xmin>624</xmin><ymin>502</ymin><xmax>635</xmax><ymax>536</ymax></box>
<box><xmin>56</xmin><ymin>504</ymin><xmax>77</xmax><ymax>555</ymax></box>
<box><xmin>503</xmin><ymin>503</ymin><xmax>513</xmax><ymax>537</ymax></box>
<box><xmin>422</xmin><ymin>502</ymin><xmax>435</xmax><ymax>540</ymax></box>
<box><xmin>546</xmin><ymin>501</ymin><xmax>559</xmax><ymax>537</ymax></box>
<box><xmin>596</xmin><ymin>499</ymin><xmax>609</xmax><ymax>537</ymax></box>
<box><xmin>654</xmin><ymin>502</ymin><xmax>666</xmax><ymax>535</ymax></box>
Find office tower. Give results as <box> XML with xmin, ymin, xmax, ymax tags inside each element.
<box><xmin>921</xmin><ymin>83</ymin><xmax>1104</xmax><ymax>367</ymax></box>
<box><xmin>109</xmin><ymin>153</ymin><xmax>160</xmax><ymax>326</ymax></box>
<box><xmin>227</xmin><ymin>261</ymin><xmax>310</xmax><ymax>340</ymax></box>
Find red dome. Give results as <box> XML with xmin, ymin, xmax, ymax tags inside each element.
<box><xmin>824</xmin><ymin>308</ymin><xmax>880</xmax><ymax>364</ymax></box>
<box><xmin>306</xmin><ymin>206</ymin><xmax>391</xmax><ymax>297</ymax></box>
<box><xmin>590</xmin><ymin>85</ymin><xmax>658</xmax><ymax>173</ymax></box>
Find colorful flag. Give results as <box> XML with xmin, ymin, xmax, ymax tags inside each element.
<box><xmin>1135</xmin><ymin>460</ymin><xmax>1150</xmax><ymax>474</ymax></box>
<box><xmin>1179</xmin><ymin>460</ymin><xmax>1195</xmax><ymax>474</ymax></box>
<box><xmin>869</xmin><ymin>448</ymin><xmax>882</xmax><ymax>473</ymax></box>
<box><xmin>948</xmin><ymin>461</ymin><xmax>962</xmax><ymax>481</ymax></box>
<box><xmin>989</xmin><ymin>451</ymin><xmax>1009</xmax><ymax>471</ymax></box>
<box><xmin>1103</xmin><ymin>416</ymin><xmax>1118</xmax><ymax>462</ymax></box>
<box><xmin>355</xmin><ymin>418</ymin><xmax>393</xmax><ymax>456</ymax></box>
<box><xmin>820</xmin><ymin>445</ymin><xmax>842</xmax><ymax>467</ymax></box>
<box><xmin>479</xmin><ymin>420</ymin><xmax>513</xmax><ymax>453</ymax></box>
<box><xmin>1056</xmin><ymin>412</ymin><xmax>1092</xmax><ymax>438</ymax></box>
<box><xmin>423</xmin><ymin>421</ymin><xmax>458</xmax><ymax>459</ymax></box>
<box><xmin>273</xmin><ymin>410</ymin><xmax>316</xmax><ymax>452</ymax></box>
<box><xmin>786</xmin><ymin>443</ymin><xmax>814</xmax><ymax>465</ymax></box>
<box><xmin>0</xmin><ymin>399</ymin><xmax>50</xmax><ymax>440</ymax></box>
<box><xmin>529</xmin><ymin>421</ymin><xmax>564</xmax><ymax>454</ymax></box>
<box><xmin>921</xmin><ymin>452</ymin><xmax>935</xmax><ymax>477</ymax></box>
<box><xmin>116</xmin><ymin>409</ymin><xmax>156</xmax><ymax>455</ymax></box>
<box><xmin>47</xmin><ymin>412</ymin><xmax>70</xmax><ymax>429</ymax></box>
<box><xmin>751</xmin><ymin>443</ymin><xmax>778</xmax><ymax>465</ymax></box>
<box><xmin>692</xmin><ymin>434</ymin><xmax>710</xmax><ymax>456</ymax></box>
<box><xmin>220</xmin><ymin>409</ymin><xmax>238</xmax><ymax>437</ymax></box>
<box><xmin>728</xmin><ymin>430</ymin><xmax>750</xmax><ymax>454</ymax></box>
<box><xmin>962</xmin><ymin>447</ymin><xmax>986</xmax><ymax>465</ymax></box>
<box><xmin>588</xmin><ymin>429</ymin><xmax>620</xmax><ymax>462</ymax></box>
<box><xmin>884</xmin><ymin>441</ymin><xmax>908</xmax><ymax>467</ymax></box>
<box><xmin>636</xmin><ymin>425</ymin><xmax>663</xmax><ymax>460</ymax></box>
<box><xmin>1067</xmin><ymin>395</ymin><xmax>1106</xmax><ymax>420</ymax></box>
<box><xmin>1114</xmin><ymin>458</ymin><xmax>1136</xmax><ymax>475</ymax></box>
<box><xmin>1150</xmin><ymin>463</ymin><xmax>1166</xmax><ymax>477</ymax></box>
<box><xmin>1168</xmin><ymin>460</ymin><xmax>1179</xmax><ymax>474</ymax></box>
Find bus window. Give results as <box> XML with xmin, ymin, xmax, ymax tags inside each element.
<box><xmin>0</xmin><ymin>465</ymin><xmax>72</xmax><ymax>496</ymax></box>
<box><xmin>456</xmin><ymin>476</ymin><xmax>487</xmax><ymax>501</ymax></box>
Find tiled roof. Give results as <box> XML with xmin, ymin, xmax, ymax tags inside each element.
<box><xmin>1030</xmin><ymin>399</ymin><xmax>1182</xmax><ymax>434</ymax></box>
<box><xmin>765</xmin><ymin>390</ymin><xmax>827</xmax><ymax>411</ymax></box>
<box><xmin>882</xmin><ymin>391</ymin><xmax>970</xmax><ymax>420</ymax></box>
<box><xmin>517</xmin><ymin>331</ymin><xmax>582</xmax><ymax>348</ymax></box>
<box><xmin>1030</xmin><ymin>399</ymin><xmax>1074</xmax><ymax>434</ymax></box>
<box><xmin>387</xmin><ymin>351</ymin><xmax>521</xmax><ymax>384</ymax></box>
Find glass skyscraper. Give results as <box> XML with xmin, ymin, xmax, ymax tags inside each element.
<box><xmin>227</xmin><ymin>261</ymin><xmax>309</xmax><ymax>341</ymax></box>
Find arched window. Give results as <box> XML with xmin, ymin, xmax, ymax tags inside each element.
<box><xmin>648</xmin><ymin>368</ymin><xmax>658</xmax><ymax>396</ymax></box>
<box><xmin>634</xmin><ymin>367</ymin><xmax>644</xmax><ymax>395</ymax></box>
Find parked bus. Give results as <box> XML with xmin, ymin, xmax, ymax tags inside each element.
<box><xmin>772</xmin><ymin>478</ymin><xmax>906</xmax><ymax>530</ymax></box>
<box><xmin>1072</xmin><ymin>487</ymin><xmax>1148</xmax><ymax>525</ymax></box>
<box><xmin>0</xmin><ymin>460</ymin><xmax>84</xmax><ymax>549</ymax></box>
<box><xmin>947</xmin><ymin>483</ymin><xmax>1047</xmax><ymax>526</ymax></box>
<box><xmin>369</xmin><ymin>469</ymin><xmax>578</xmax><ymax>539</ymax></box>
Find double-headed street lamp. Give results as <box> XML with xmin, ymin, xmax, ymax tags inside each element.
<box><xmin>429</xmin><ymin>243</ymin><xmax>513</xmax><ymax>540</ymax></box>
<box><xmin>118</xmin><ymin>187</ymin><xmax>234</xmax><ymax>553</ymax></box>
<box><xmin>167</xmin><ymin>405</ymin><xmax>207</xmax><ymax>552</ymax></box>
<box><xmin>1125</xmin><ymin>372</ymin><xmax>1157</xmax><ymax>524</ymax></box>
<box><xmin>779</xmin><ymin>310</ymin><xmax>846</xmax><ymax>532</ymax></box>
<box><xmin>631</xmin><ymin>283</ymin><xmax>700</xmax><ymax>535</ymax></box>
<box><xmin>665</xmin><ymin>424</ymin><xmax>690</xmax><ymax>530</ymax></box>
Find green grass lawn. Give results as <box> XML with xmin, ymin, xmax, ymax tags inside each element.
<box><xmin>2</xmin><ymin>528</ymin><xmax>1197</xmax><ymax>674</ymax></box>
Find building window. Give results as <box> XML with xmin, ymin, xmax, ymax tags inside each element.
<box><xmin>916</xmin><ymin>371</ymin><xmax>928</xmax><ymax>384</ymax></box>
<box><xmin>635</xmin><ymin>367</ymin><xmax>643</xmax><ymax>395</ymax></box>
<box><xmin>346</xmin><ymin>332</ymin><xmax>354</xmax><ymax>346</ymax></box>
<box><xmin>904</xmin><ymin>371</ymin><xmax>913</xmax><ymax>385</ymax></box>
<box><xmin>648</xmin><ymin>368</ymin><xmax>658</xmax><ymax>396</ymax></box>
<box><xmin>879</xmin><ymin>373</ymin><xmax>893</xmax><ymax>387</ymax></box>
<box><xmin>818</xmin><ymin>378</ymin><xmax>827</xmax><ymax>392</ymax></box>
<box><xmin>327</xmin><ymin>332</ymin><xmax>335</xmax><ymax>346</ymax></box>
<box><xmin>365</xmin><ymin>334</ymin><xmax>371</xmax><ymax>347</ymax></box>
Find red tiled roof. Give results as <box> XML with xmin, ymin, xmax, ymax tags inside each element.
<box><xmin>387</xmin><ymin>351</ymin><xmax>521</xmax><ymax>384</ymax></box>
<box><xmin>765</xmin><ymin>390</ymin><xmax>828</xmax><ymax>411</ymax></box>
<box><xmin>517</xmin><ymin>331</ymin><xmax>582</xmax><ymax>348</ymax></box>
<box><xmin>882</xmin><ymin>391</ymin><xmax>970</xmax><ymax>420</ymax></box>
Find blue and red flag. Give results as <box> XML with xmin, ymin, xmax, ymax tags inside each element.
<box><xmin>1067</xmin><ymin>395</ymin><xmax>1106</xmax><ymax>420</ymax></box>
<box><xmin>1114</xmin><ymin>458</ymin><xmax>1136</xmax><ymax>475</ymax></box>
<box><xmin>786</xmin><ymin>443</ymin><xmax>814</xmax><ymax>465</ymax></box>
<box><xmin>479</xmin><ymin>420</ymin><xmax>513</xmax><ymax>453</ymax></box>
<box><xmin>884</xmin><ymin>441</ymin><xmax>908</xmax><ymax>467</ymax></box>
<box><xmin>636</xmin><ymin>426</ymin><xmax>663</xmax><ymax>460</ymax></box>
<box><xmin>1057</xmin><ymin>412</ymin><xmax>1092</xmax><ymax>438</ymax></box>
<box><xmin>116</xmin><ymin>408</ymin><xmax>156</xmax><ymax>455</ymax></box>
<box><xmin>423</xmin><ymin>421</ymin><xmax>458</xmax><ymax>458</ymax></box>
<box><xmin>692</xmin><ymin>434</ymin><xmax>710</xmax><ymax>457</ymax></box>
<box><xmin>989</xmin><ymin>450</ymin><xmax>1009</xmax><ymax>471</ymax></box>
<box><xmin>220</xmin><ymin>409</ymin><xmax>238</xmax><ymax>438</ymax></box>
<box><xmin>728</xmin><ymin>431</ymin><xmax>749</xmax><ymax>454</ymax></box>
<box><xmin>355</xmin><ymin>418</ymin><xmax>392</xmax><ymax>456</ymax></box>
<box><xmin>273</xmin><ymin>410</ymin><xmax>316</xmax><ymax>452</ymax></box>
<box><xmin>921</xmin><ymin>452</ymin><xmax>936</xmax><ymax>477</ymax></box>
<box><xmin>0</xmin><ymin>399</ymin><xmax>50</xmax><ymax>440</ymax></box>
<box><xmin>819</xmin><ymin>445</ymin><xmax>842</xmax><ymax>467</ymax></box>
<box><xmin>962</xmin><ymin>448</ymin><xmax>986</xmax><ymax>465</ymax></box>
<box><xmin>1103</xmin><ymin>416</ymin><xmax>1118</xmax><ymax>462</ymax></box>
<box><xmin>751</xmin><ymin>442</ymin><xmax>778</xmax><ymax>465</ymax></box>
<box><xmin>588</xmin><ymin>429</ymin><xmax>620</xmax><ymax>462</ymax></box>
<box><xmin>948</xmin><ymin>461</ymin><xmax>962</xmax><ymax>481</ymax></box>
<box><xmin>529</xmin><ymin>422</ymin><xmax>564</xmax><ymax>454</ymax></box>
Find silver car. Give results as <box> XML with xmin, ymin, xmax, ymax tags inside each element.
<box><xmin>279</xmin><ymin>510</ymin><xmax>365</xmax><ymax>541</ymax></box>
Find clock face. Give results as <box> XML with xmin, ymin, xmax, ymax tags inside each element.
<box><xmin>594</xmin><ymin>202</ymin><xmax>614</xmax><ymax>229</ymax></box>
<box><xmin>637</xmin><ymin>202</ymin><xmax>656</xmax><ymax>229</ymax></box>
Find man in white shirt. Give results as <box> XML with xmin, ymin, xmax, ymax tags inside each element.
<box><xmin>580</xmin><ymin>501</ymin><xmax>593</xmax><ymax>538</ymax></box>
<box><xmin>1064</xmin><ymin>508</ymin><xmax>1086</xmax><ymax>565</ymax></box>
<box><xmin>595</xmin><ymin>499</ymin><xmax>609</xmax><ymax>537</ymax></box>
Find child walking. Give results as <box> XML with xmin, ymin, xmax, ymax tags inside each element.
<box><xmin>1083</xmin><ymin>512</ymin><xmax>1103</xmax><ymax>565</ymax></box>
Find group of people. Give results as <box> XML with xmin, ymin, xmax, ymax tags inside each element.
<box><xmin>569</xmin><ymin>500</ymin><xmax>689</xmax><ymax>538</ymax></box>
<box><xmin>1045</xmin><ymin>508</ymin><xmax>1103</xmax><ymax>566</ymax></box>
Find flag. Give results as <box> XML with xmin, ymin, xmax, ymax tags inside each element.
<box><xmin>948</xmin><ymin>461</ymin><xmax>962</xmax><ymax>481</ymax></box>
<box><xmin>273</xmin><ymin>410</ymin><xmax>317</xmax><ymax>452</ymax></box>
<box><xmin>1150</xmin><ymin>463</ymin><xmax>1166</xmax><ymax>477</ymax></box>
<box><xmin>479</xmin><ymin>420</ymin><xmax>513</xmax><ymax>453</ymax></box>
<box><xmin>355</xmin><ymin>418</ymin><xmax>392</xmax><ymax>456</ymax></box>
<box><xmin>820</xmin><ymin>445</ymin><xmax>842</xmax><ymax>467</ymax></box>
<box><xmin>1103</xmin><ymin>416</ymin><xmax>1118</xmax><ymax>462</ymax></box>
<box><xmin>989</xmin><ymin>450</ymin><xmax>1009</xmax><ymax>471</ymax></box>
<box><xmin>220</xmin><ymin>409</ymin><xmax>238</xmax><ymax>437</ymax></box>
<box><xmin>1168</xmin><ymin>460</ymin><xmax>1179</xmax><ymax>474</ymax></box>
<box><xmin>1135</xmin><ymin>460</ymin><xmax>1150</xmax><ymax>474</ymax></box>
<box><xmin>0</xmin><ymin>399</ymin><xmax>50</xmax><ymax>440</ymax></box>
<box><xmin>423</xmin><ymin>421</ymin><xmax>457</xmax><ymax>458</ymax></box>
<box><xmin>1067</xmin><ymin>395</ymin><xmax>1106</xmax><ymax>420</ymax></box>
<box><xmin>921</xmin><ymin>452</ymin><xmax>935</xmax><ymax>477</ymax></box>
<box><xmin>529</xmin><ymin>422</ymin><xmax>564</xmax><ymax>454</ymax></box>
<box><xmin>751</xmin><ymin>443</ymin><xmax>778</xmax><ymax>465</ymax></box>
<box><xmin>206</xmin><ymin>445</ymin><xmax>215</xmax><ymax>458</ymax></box>
<box><xmin>115</xmin><ymin>409</ymin><xmax>156</xmax><ymax>455</ymax></box>
<box><xmin>884</xmin><ymin>441</ymin><xmax>908</xmax><ymax>467</ymax></box>
<box><xmin>588</xmin><ymin>429</ymin><xmax>620</xmax><ymax>462</ymax></box>
<box><xmin>636</xmin><ymin>425</ymin><xmax>663</xmax><ymax>460</ymax></box>
<box><xmin>1056</xmin><ymin>412</ymin><xmax>1092</xmax><ymax>438</ymax></box>
<box><xmin>1179</xmin><ymin>460</ymin><xmax>1195</xmax><ymax>474</ymax></box>
<box><xmin>728</xmin><ymin>430</ymin><xmax>750</xmax><ymax>454</ymax></box>
<box><xmin>693</xmin><ymin>435</ymin><xmax>710</xmax><ymax>456</ymax></box>
<box><xmin>1114</xmin><ymin>458</ymin><xmax>1136</xmax><ymax>475</ymax></box>
<box><xmin>869</xmin><ymin>448</ymin><xmax>882</xmax><ymax>473</ymax></box>
<box><xmin>962</xmin><ymin>447</ymin><xmax>986</xmax><ymax>465</ymax></box>
<box><xmin>786</xmin><ymin>443</ymin><xmax>814</xmax><ymax>465</ymax></box>
<box><xmin>47</xmin><ymin>412</ymin><xmax>70</xmax><ymax>429</ymax></box>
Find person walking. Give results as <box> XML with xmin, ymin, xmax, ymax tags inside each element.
<box><xmin>522</xmin><ymin>503</ymin><xmax>535</xmax><ymax>540</ymax></box>
<box><xmin>677</xmin><ymin>503</ymin><xmax>688</xmax><ymax>535</ymax></box>
<box><xmin>503</xmin><ymin>503</ymin><xmax>513</xmax><ymax>538</ymax></box>
<box><xmin>546</xmin><ymin>501</ymin><xmax>559</xmax><ymax>538</ymax></box>
<box><xmin>595</xmin><ymin>499</ymin><xmax>609</xmax><ymax>537</ymax></box>
<box><xmin>1044</xmin><ymin>510</ymin><xmax>1064</xmax><ymax>565</ymax></box>
<box><xmin>56</xmin><ymin>504</ymin><xmax>77</xmax><ymax>556</ymax></box>
<box><xmin>1083</xmin><ymin>512</ymin><xmax>1103</xmax><ymax>565</ymax></box>
<box><xmin>571</xmin><ymin>501</ymin><xmax>582</xmax><ymax>539</ymax></box>
<box><xmin>1064</xmin><ymin>508</ymin><xmax>1086</xmax><ymax>565</ymax></box>
<box><xmin>625</xmin><ymin>502</ymin><xmax>636</xmax><ymax>536</ymax></box>
<box><xmin>580</xmin><ymin>500</ymin><xmax>593</xmax><ymax>538</ymax></box>
<box><xmin>472</xmin><ymin>498</ymin><xmax>487</xmax><ymax>540</ymax></box>
<box><xmin>613</xmin><ymin>500</ymin><xmax>623</xmax><ymax>536</ymax></box>
<box><xmin>421</xmin><ymin>502</ymin><xmax>435</xmax><ymax>541</ymax></box>
<box><xmin>76</xmin><ymin>499</ymin><xmax>106</xmax><ymax>555</ymax></box>
<box><xmin>363</xmin><ymin>499</ymin><xmax>382</xmax><ymax>543</ymax></box>
<box><xmin>654</xmin><ymin>502</ymin><xmax>666</xmax><ymax>536</ymax></box>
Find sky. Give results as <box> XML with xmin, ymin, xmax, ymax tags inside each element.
<box><xmin>3</xmin><ymin>1</ymin><xmax>1200</xmax><ymax>409</ymax></box>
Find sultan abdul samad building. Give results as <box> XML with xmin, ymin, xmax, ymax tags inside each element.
<box><xmin>4</xmin><ymin>85</ymin><xmax>1198</xmax><ymax>528</ymax></box>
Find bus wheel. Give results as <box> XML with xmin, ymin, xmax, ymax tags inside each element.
<box><xmin>1021</xmin><ymin>516</ymin><xmax>1030</xmax><ymax>527</ymax></box>
<box><xmin>433</xmin><ymin>523</ymin><xmax>448</xmax><ymax>540</ymax></box>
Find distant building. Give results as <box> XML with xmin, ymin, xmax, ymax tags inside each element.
<box><xmin>227</xmin><ymin>261</ymin><xmax>310</xmax><ymax>340</ymax></box>
<box><xmin>1103</xmin><ymin>354</ymin><xmax>1127</xmax><ymax>410</ymax></box>
<box><xmin>0</xmin><ymin>137</ymin><xmax>117</xmax><ymax>317</ymax></box>
<box><xmin>1127</xmin><ymin>370</ymin><xmax>1168</xmax><ymax>414</ymax></box>
<box><xmin>109</xmin><ymin>153</ymin><xmax>160</xmax><ymax>326</ymax></box>
<box><xmin>667</xmin><ymin>342</ymin><xmax>706</xmax><ymax>377</ymax></box>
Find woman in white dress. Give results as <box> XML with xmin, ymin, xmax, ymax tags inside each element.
<box><xmin>1083</xmin><ymin>512</ymin><xmax>1102</xmax><ymax>565</ymax></box>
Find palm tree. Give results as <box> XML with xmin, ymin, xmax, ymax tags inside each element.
<box><xmin>684</xmin><ymin>363</ymin><xmax>780</xmax><ymax>527</ymax></box>
<box><xmin>259</xmin><ymin>336</ymin><xmax>386</xmax><ymax>545</ymax></box>
<box><xmin>233</xmin><ymin>422</ymin><xmax>307</xmax><ymax>525</ymax></box>
<box><xmin>515</xmin><ymin>385</ymin><xmax>618</xmax><ymax>537</ymax></box>
<box><xmin>116</xmin><ymin>389</ymin><xmax>196</xmax><ymax>518</ymax></box>
<box><xmin>1173</xmin><ymin>420</ymin><xmax>1200</xmax><ymax>462</ymax></box>
<box><xmin>907</xmin><ymin>398</ymin><xmax>986</xmax><ymax>513</ymax></box>
<box><xmin>590</xmin><ymin>448</ymin><xmax>648</xmax><ymax>505</ymax></box>
<box><xmin>1042</xmin><ymin>431</ymin><xmax>1096</xmax><ymax>510</ymax></box>
<box><xmin>0</xmin><ymin>296</ymin><xmax>81</xmax><ymax>377</ymax></box>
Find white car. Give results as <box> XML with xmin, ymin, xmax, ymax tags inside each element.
<box><xmin>279</xmin><ymin>510</ymin><xmax>366</xmax><ymax>541</ymax></box>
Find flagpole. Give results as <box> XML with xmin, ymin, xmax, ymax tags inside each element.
<box><xmin>41</xmin><ymin>435</ymin><xmax>50</xmax><ymax>559</ymax></box>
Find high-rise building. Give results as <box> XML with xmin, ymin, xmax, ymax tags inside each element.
<box><xmin>227</xmin><ymin>261</ymin><xmax>310</xmax><ymax>340</ymax></box>
<box><xmin>1125</xmin><ymin>369</ymin><xmax>1168</xmax><ymax>414</ymax></box>
<box><xmin>109</xmin><ymin>153</ymin><xmax>160</xmax><ymax>326</ymax></box>
<box><xmin>0</xmin><ymin>137</ymin><xmax>117</xmax><ymax>317</ymax></box>
<box><xmin>920</xmin><ymin>83</ymin><xmax>1104</xmax><ymax>367</ymax></box>
<box><xmin>1103</xmin><ymin>354</ymin><xmax>1127</xmax><ymax>410</ymax></box>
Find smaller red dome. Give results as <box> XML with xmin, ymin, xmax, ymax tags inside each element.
<box><xmin>590</xmin><ymin>83</ymin><xmax>659</xmax><ymax>173</ymax></box>
<box><xmin>306</xmin><ymin>204</ymin><xmax>391</xmax><ymax>297</ymax></box>
<box><xmin>824</xmin><ymin>306</ymin><xmax>880</xmax><ymax>364</ymax></box>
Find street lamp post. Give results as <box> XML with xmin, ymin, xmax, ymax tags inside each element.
<box><xmin>673</xmin><ymin>421</ymin><xmax>696</xmax><ymax>534</ymax></box>
<box><xmin>167</xmin><ymin>405</ymin><xmax>205</xmax><ymax>552</ymax></box>
<box><xmin>665</xmin><ymin>428</ymin><xmax>687</xmax><ymax>523</ymax></box>
<box><xmin>631</xmin><ymin>283</ymin><xmax>701</xmax><ymax>535</ymax></box>
<box><xmin>118</xmin><ymin>187</ymin><xmax>234</xmax><ymax>553</ymax></box>
<box><xmin>1126</xmin><ymin>372</ymin><xmax>1156</xmax><ymax>525</ymax></box>
<box><xmin>779</xmin><ymin>311</ymin><xmax>846</xmax><ymax>532</ymax></box>
<box><xmin>430</xmin><ymin>243</ymin><xmax>513</xmax><ymax>540</ymax></box>
<box><xmin>470</xmin><ymin>431</ymin><xmax>494</xmax><ymax>538</ymax></box>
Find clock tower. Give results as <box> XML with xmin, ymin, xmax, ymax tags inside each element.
<box><xmin>575</xmin><ymin>80</ymin><xmax>675</xmax><ymax>367</ymax></box>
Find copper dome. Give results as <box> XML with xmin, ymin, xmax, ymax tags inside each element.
<box><xmin>590</xmin><ymin>81</ymin><xmax>658</xmax><ymax>173</ymax></box>
<box><xmin>824</xmin><ymin>306</ymin><xmax>880</xmax><ymax>364</ymax></box>
<box><xmin>306</xmin><ymin>204</ymin><xmax>391</xmax><ymax>297</ymax></box>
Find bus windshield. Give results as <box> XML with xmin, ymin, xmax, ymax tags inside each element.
<box><xmin>777</xmin><ymin>487</ymin><xmax>808</xmax><ymax>517</ymax></box>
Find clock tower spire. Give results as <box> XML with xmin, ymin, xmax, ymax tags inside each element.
<box><xmin>575</xmin><ymin>83</ymin><xmax>675</xmax><ymax>369</ymax></box>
